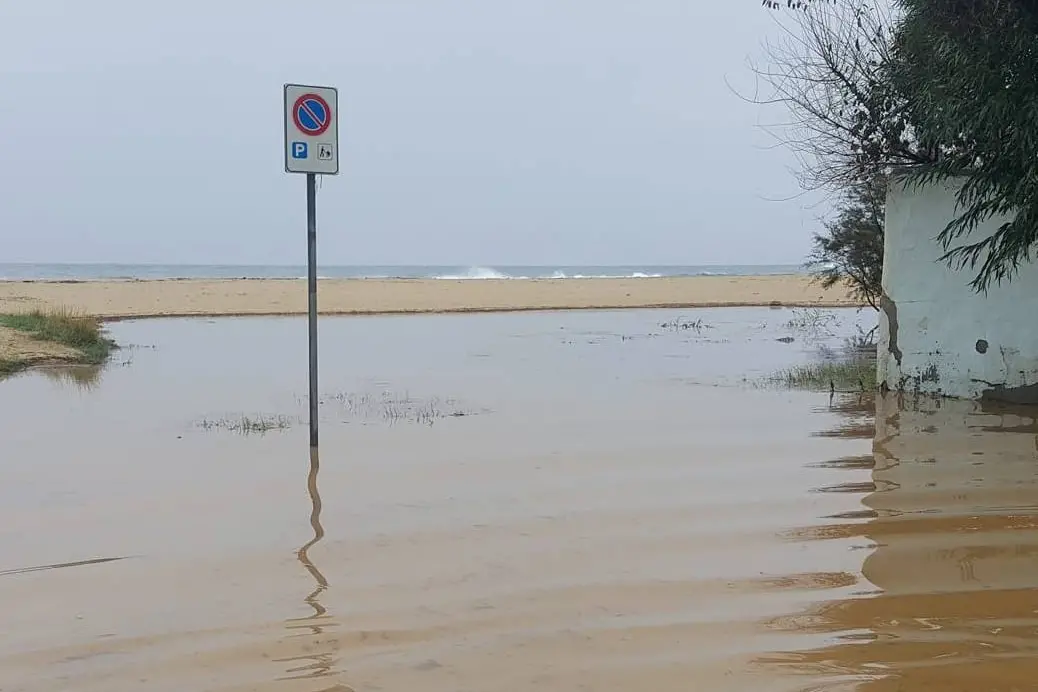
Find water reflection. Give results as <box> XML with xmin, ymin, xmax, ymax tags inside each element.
<box><xmin>39</xmin><ymin>364</ymin><xmax>105</xmax><ymax>390</ymax></box>
<box><xmin>275</xmin><ymin>449</ymin><xmax>346</xmax><ymax>688</ymax></box>
<box><xmin>765</xmin><ymin>394</ymin><xmax>1038</xmax><ymax>691</ymax></box>
<box><xmin>289</xmin><ymin>449</ymin><xmax>330</xmax><ymax>632</ymax></box>
<box><xmin>818</xmin><ymin>393</ymin><xmax>876</xmax><ymax>440</ymax></box>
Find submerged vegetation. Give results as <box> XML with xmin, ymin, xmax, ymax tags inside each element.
<box><xmin>768</xmin><ymin>325</ymin><xmax>878</xmax><ymax>393</ymax></box>
<box><xmin>659</xmin><ymin>316</ymin><xmax>710</xmax><ymax>333</ymax></box>
<box><xmin>771</xmin><ymin>357</ymin><xmax>877</xmax><ymax>393</ymax></box>
<box><xmin>784</xmin><ymin>308</ymin><xmax>840</xmax><ymax>337</ymax></box>
<box><xmin>766</xmin><ymin>313</ymin><xmax>878</xmax><ymax>392</ymax></box>
<box><xmin>195</xmin><ymin>390</ymin><xmax>483</xmax><ymax>435</ymax></box>
<box><xmin>331</xmin><ymin>390</ymin><xmax>480</xmax><ymax>426</ymax></box>
<box><xmin>196</xmin><ymin>414</ymin><xmax>296</xmax><ymax>435</ymax></box>
<box><xmin>0</xmin><ymin>308</ymin><xmax>116</xmax><ymax>378</ymax></box>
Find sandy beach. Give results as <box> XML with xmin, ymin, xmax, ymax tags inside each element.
<box><xmin>0</xmin><ymin>275</ymin><xmax>859</xmax><ymax>320</ymax></box>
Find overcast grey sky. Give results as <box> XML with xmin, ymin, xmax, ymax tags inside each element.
<box><xmin>0</xmin><ymin>1</ymin><xmax>820</xmax><ymax>266</ymax></box>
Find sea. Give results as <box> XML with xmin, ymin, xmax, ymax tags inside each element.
<box><xmin>0</xmin><ymin>264</ymin><xmax>806</xmax><ymax>281</ymax></box>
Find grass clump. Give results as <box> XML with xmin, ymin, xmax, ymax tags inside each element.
<box><xmin>766</xmin><ymin>322</ymin><xmax>879</xmax><ymax>393</ymax></box>
<box><xmin>0</xmin><ymin>308</ymin><xmax>115</xmax><ymax>365</ymax></box>
<box><xmin>772</xmin><ymin>358</ymin><xmax>876</xmax><ymax>392</ymax></box>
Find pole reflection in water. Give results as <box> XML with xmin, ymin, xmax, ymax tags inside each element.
<box><xmin>762</xmin><ymin>393</ymin><xmax>1038</xmax><ymax>691</ymax></box>
<box><xmin>275</xmin><ymin>448</ymin><xmax>349</xmax><ymax>689</ymax></box>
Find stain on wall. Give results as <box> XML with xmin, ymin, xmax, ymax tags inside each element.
<box><xmin>879</xmin><ymin>293</ymin><xmax>902</xmax><ymax>367</ymax></box>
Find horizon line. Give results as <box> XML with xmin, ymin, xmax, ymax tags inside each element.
<box><xmin>0</xmin><ymin>261</ymin><xmax>805</xmax><ymax>267</ymax></box>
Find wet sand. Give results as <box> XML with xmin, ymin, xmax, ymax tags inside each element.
<box><xmin>0</xmin><ymin>325</ymin><xmax>79</xmax><ymax>367</ymax></box>
<box><xmin>3</xmin><ymin>308</ymin><xmax>1038</xmax><ymax>691</ymax></box>
<box><xmin>0</xmin><ymin>275</ymin><xmax>858</xmax><ymax>319</ymax></box>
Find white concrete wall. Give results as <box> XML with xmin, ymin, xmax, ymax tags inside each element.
<box><xmin>878</xmin><ymin>178</ymin><xmax>1038</xmax><ymax>402</ymax></box>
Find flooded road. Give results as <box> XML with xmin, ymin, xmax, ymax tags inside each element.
<box><xmin>2</xmin><ymin>308</ymin><xmax>1038</xmax><ymax>691</ymax></box>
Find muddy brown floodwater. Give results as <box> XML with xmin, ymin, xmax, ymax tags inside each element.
<box><xmin>1</xmin><ymin>308</ymin><xmax>1037</xmax><ymax>691</ymax></box>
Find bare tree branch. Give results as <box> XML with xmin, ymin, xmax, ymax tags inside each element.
<box><xmin>733</xmin><ymin>1</ymin><xmax>932</xmax><ymax>192</ymax></box>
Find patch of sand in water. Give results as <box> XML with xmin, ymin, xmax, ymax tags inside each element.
<box><xmin>0</xmin><ymin>324</ymin><xmax>79</xmax><ymax>366</ymax></box>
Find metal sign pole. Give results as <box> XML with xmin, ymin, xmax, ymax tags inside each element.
<box><xmin>306</xmin><ymin>172</ymin><xmax>319</xmax><ymax>449</ymax></box>
<box><xmin>284</xmin><ymin>82</ymin><xmax>338</xmax><ymax>451</ymax></box>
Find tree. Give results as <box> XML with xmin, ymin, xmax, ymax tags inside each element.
<box><xmin>745</xmin><ymin>0</ymin><xmax>929</xmax><ymax>192</ymax></box>
<box><xmin>806</xmin><ymin>174</ymin><xmax>886</xmax><ymax>309</ymax></box>
<box><xmin>761</xmin><ymin>0</ymin><xmax>1038</xmax><ymax>291</ymax></box>
<box><xmin>742</xmin><ymin>1</ymin><xmax>924</xmax><ymax>305</ymax></box>
<box><xmin>892</xmin><ymin>0</ymin><xmax>1038</xmax><ymax>290</ymax></box>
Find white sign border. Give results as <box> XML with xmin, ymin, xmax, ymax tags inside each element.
<box><xmin>283</xmin><ymin>83</ymin><xmax>340</xmax><ymax>176</ymax></box>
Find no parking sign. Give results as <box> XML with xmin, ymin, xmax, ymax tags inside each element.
<box><xmin>283</xmin><ymin>84</ymin><xmax>339</xmax><ymax>175</ymax></box>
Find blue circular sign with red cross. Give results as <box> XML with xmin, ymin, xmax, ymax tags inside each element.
<box><xmin>292</xmin><ymin>93</ymin><xmax>332</xmax><ymax>136</ymax></box>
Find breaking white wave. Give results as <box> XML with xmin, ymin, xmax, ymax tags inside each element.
<box><xmin>550</xmin><ymin>271</ymin><xmax>664</xmax><ymax>279</ymax></box>
<box><xmin>434</xmin><ymin>266</ymin><xmax>516</xmax><ymax>280</ymax></box>
<box><xmin>431</xmin><ymin>267</ymin><xmax>665</xmax><ymax>280</ymax></box>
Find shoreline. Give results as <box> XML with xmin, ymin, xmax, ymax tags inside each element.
<box><xmin>0</xmin><ymin>275</ymin><xmax>862</xmax><ymax>321</ymax></box>
<box><xmin>1</xmin><ymin>271</ymin><xmax>814</xmax><ymax>284</ymax></box>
